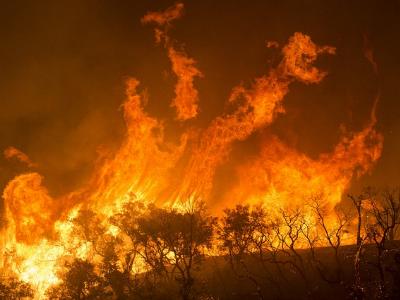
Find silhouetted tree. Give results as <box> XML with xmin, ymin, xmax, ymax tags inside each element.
<box><xmin>348</xmin><ymin>193</ymin><xmax>367</xmax><ymax>247</ymax></box>
<box><xmin>132</xmin><ymin>201</ymin><xmax>216</xmax><ymax>300</ymax></box>
<box><xmin>72</xmin><ymin>207</ymin><xmax>144</xmax><ymax>299</ymax></box>
<box><xmin>112</xmin><ymin>202</ymin><xmax>216</xmax><ymax>299</ymax></box>
<box><xmin>34</xmin><ymin>187</ymin><xmax>400</xmax><ymax>300</ymax></box>
<box><xmin>364</xmin><ymin>187</ymin><xmax>400</xmax><ymax>298</ymax></box>
<box><xmin>217</xmin><ymin>204</ymin><xmax>267</xmax><ymax>299</ymax></box>
<box><xmin>110</xmin><ymin>201</ymin><xmax>146</xmax><ymax>274</ymax></box>
<box><xmin>71</xmin><ymin>209</ymin><xmax>109</xmax><ymax>259</ymax></box>
<box><xmin>47</xmin><ymin>259</ymin><xmax>107</xmax><ymax>299</ymax></box>
<box><xmin>273</xmin><ymin>207</ymin><xmax>314</xmax><ymax>297</ymax></box>
<box><xmin>0</xmin><ymin>276</ymin><xmax>33</xmax><ymax>299</ymax></box>
<box><xmin>311</xmin><ymin>199</ymin><xmax>349</xmax><ymax>284</ymax></box>
<box><xmin>109</xmin><ymin>201</ymin><xmax>153</xmax><ymax>299</ymax></box>
<box><xmin>347</xmin><ymin>190</ymin><xmax>371</xmax><ymax>299</ymax></box>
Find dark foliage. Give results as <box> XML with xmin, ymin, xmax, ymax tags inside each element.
<box><xmin>4</xmin><ymin>187</ymin><xmax>400</xmax><ymax>299</ymax></box>
<box><xmin>0</xmin><ymin>277</ymin><xmax>33</xmax><ymax>300</ymax></box>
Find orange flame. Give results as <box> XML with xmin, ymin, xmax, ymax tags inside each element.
<box><xmin>3</xmin><ymin>173</ymin><xmax>57</xmax><ymax>244</ymax></box>
<box><xmin>4</xmin><ymin>147</ymin><xmax>37</xmax><ymax>168</ymax></box>
<box><xmin>142</xmin><ymin>2</ymin><xmax>202</xmax><ymax>120</ymax></box>
<box><xmin>0</xmin><ymin>3</ymin><xmax>383</xmax><ymax>297</ymax></box>
<box><xmin>230</xmin><ymin>119</ymin><xmax>383</xmax><ymax>210</ymax></box>
<box><xmin>141</xmin><ymin>2</ymin><xmax>184</xmax><ymax>27</ymax></box>
<box><xmin>82</xmin><ymin>78</ymin><xmax>188</xmax><ymax>212</ymax></box>
<box><xmin>168</xmin><ymin>32</ymin><xmax>335</xmax><ymax>204</ymax></box>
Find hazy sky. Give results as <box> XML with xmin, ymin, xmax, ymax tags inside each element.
<box><xmin>0</xmin><ymin>0</ymin><xmax>399</xmax><ymax>204</ymax></box>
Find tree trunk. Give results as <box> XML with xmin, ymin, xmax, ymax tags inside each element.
<box><xmin>388</xmin><ymin>228</ymin><xmax>394</xmax><ymax>241</ymax></box>
<box><xmin>356</xmin><ymin>207</ymin><xmax>362</xmax><ymax>246</ymax></box>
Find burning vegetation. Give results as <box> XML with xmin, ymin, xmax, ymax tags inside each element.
<box><xmin>1</xmin><ymin>2</ymin><xmax>399</xmax><ymax>300</ymax></box>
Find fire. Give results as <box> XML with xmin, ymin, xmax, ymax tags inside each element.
<box><xmin>0</xmin><ymin>2</ymin><xmax>383</xmax><ymax>298</ymax></box>
<box><xmin>3</xmin><ymin>173</ymin><xmax>57</xmax><ymax>244</ymax></box>
<box><xmin>167</xmin><ymin>32</ymin><xmax>336</xmax><ymax>205</ymax></box>
<box><xmin>230</xmin><ymin>120</ymin><xmax>382</xmax><ymax>210</ymax></box>
<box><xmin>142</xmin><ymin>2</ymin><xmax>202</xmax><ymax>121</ymax></box>
<box><xmin>4</xmin><ymin>147</ymin><xmax>37</xmax><ymax>168</ymax></box>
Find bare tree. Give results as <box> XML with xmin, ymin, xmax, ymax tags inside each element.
<box><xmin>311</xmin><ymin>198</ymin><xmax>349</xmax><ymax>284</ymax></box>
<box><xmin>273</xmin><ymin>207</ymin><xmax>313</xmax><ymax>296</ymax></box>
<box><xmin>364</xmin><ymin>187</ymin><xmax>400</xmax><ymax>297</ymax></box>
<box><xmin>366</xmin><ymin>187</ymin><xmax>400</xmax><ymax>243</ymax></box>
<box><xmin>347</xmin><ymin>189</ymin><xmax>376</xmax><ymax>299</ymax></box>
<box><xmin>348</xmin><ymin>193</ymin><xmax>368</xmax><ymax>247</ymax></box>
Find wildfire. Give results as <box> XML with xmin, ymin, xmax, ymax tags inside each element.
<box><xmin>0</xmin><ymin>2</ymin><xmax>383</xmax><ymax>298</ymax></box>
<box><xmin>230</xmin><ymin>95</ymin><xmax>382</xmax><ymax>210</ymax></box>
<box><xmin>4</xmin><ymin>147</ymin><xmax>37</xmax><ymax>168</ymax></box>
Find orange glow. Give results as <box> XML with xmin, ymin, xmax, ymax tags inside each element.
<box><xmin>4</xmin><ymin>147</ymin><xmax>37</xmax><ymax>168</ymax></box>
<box><xmin>3</xmin><ymin>173</ymin><xmax>57</xmax><ymax>244</ymax></box>
<box><xmin>168</xmin><ymin>32</ymin><xmax>335</xmax><ymax>205</ymax></box>
<box><xmin>230</xmin><ymin>118</ymin><xmax>382</xmax><ymax>211</ymax></box>
<box><xmin>0</xmin><ymin>3</ymin><xmax>383</xmax><ymax>298</ymax></box>
<box><xmin>142</xmin><ymin>3</ymin><xmax>202</xmax><ymax>120</ymax></box>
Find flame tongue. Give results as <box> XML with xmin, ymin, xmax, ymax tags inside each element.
<box><xmin>83</xmin><ymin>78</ymin><xmax>188</xmax><ymax>212</ymax></box>
<box><xmin>3</xmin><ymin>173</ymin><xmax>57</xmax><ymax>244</ymax></box>
<box><xmin>169</xmin><ymin>32</ymin><xmax>335</xmax><ymax>204</ymax></box>
<box><xmin>230</xmin><ymin>122</ymin><xmax>383</xmax><ymax>211</ymax></box>
<box><xmin>142</xmin><ymin>2</ymin><xmax>203</xmax><ymax>121</ymax></box>
<box><xmin>0</xmin><ymin>3</ymin><xmax>383</xmax><ymax>298</ymax></box>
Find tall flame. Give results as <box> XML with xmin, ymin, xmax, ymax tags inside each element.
<box><xmin>142</xmin><ymin>2</ymin><xmax>202</xmax><ymax>121</ymax></box>
<box><xmin>168</xmin><ymin>32</ymin><xmax>335</xmax><ymax>204</ymax></box>
<box><xmin>230</xmin><ymin>116</ymin><xmax>383</xmax><ymax>210</ymax></box>
<box><xmin>0</xmin><ymin>2</ymin><xmax>383</xmax><ymax>298</ymax></box>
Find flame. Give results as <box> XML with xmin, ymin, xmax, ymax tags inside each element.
<box><xmin>4</xmin><ymin>147</ymin><xmax>37</xmax><ymax>168</ymax></box>
<box><xmin>142</xmin><ymin>2</ymin><xmax>202</xmax><ymax>120</ymax></box>
<box><xmin>0</xmin><ymin>3</ymin><xmax>383</xmax><ymax>298</ymax></box>
<box><xmin>229</xmin><ymin>120</ymin><xmax>383</xmax><ymax>210</ymax></box>
<box><xmin>3</xmin><ymin>173</ymin><xmax>57</xmax><ymax>244</ymax></box>
<box><xmin>141</xmin><ymin>2</ymin><xmax>184</xmax><ymax>27</ymax></box>
<box><xmin>363</xmin><ymin>34</ymin><xmax>378</xmax><ymax>74</ymax></box>
<box><xmin>82</xmin><ymin>78</ymin><xmax>188</xmax><ymax>213</ymax></box>
<box><xmin>168</xmin><ymin>32</ymin><xmax>335</xmax><ymax>205</ymax></box>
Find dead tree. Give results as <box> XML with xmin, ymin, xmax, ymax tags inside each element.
<box><xmin>348</xmin><ymin>193</ymin><xmax>368</xmax><ymax>247</ymax></box>
<box><xmin>364</xmin><ymin>187</ymin><xmax>400</xmax><ymax>297</ymax></box>
<box><xmin>311</xmin><ymin>199</ymin><xmax>349</xmax><ymax>285</ymax></box>
<box><xmin>273</xmin><ymin>207</ymin><xmax>314</xmax><ymax>297</ymax></box>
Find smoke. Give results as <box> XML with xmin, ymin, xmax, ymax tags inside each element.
<box><xmin>363</xmin><ymin>34</ymin><xmax>378</xmax><ymax>75</ymax></box>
